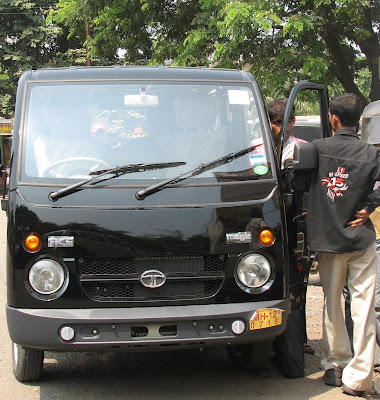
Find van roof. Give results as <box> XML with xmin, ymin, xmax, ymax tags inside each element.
<box><xmin>22</xmin><ymin>66</ymin><xmax>255</xmax><ymax>83</ymax></box>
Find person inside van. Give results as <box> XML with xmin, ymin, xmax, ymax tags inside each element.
<box><xmin>266</xmin><ymin>98</ymin><xmax>314</xmax><ymax>359</ymax></box>
<box><xmin>249</xmin><ymin>98</ymin><xmax>306</xmax><ymax>171</ymax></box>
<box><xmin>267</xmin><ymin>98</ymin><xmax>307</xmax><ymax>167</ymax></box>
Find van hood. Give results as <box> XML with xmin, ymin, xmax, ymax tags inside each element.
<box><xmin>12</xmin><ymin>181</ymin><xmax>279</xmax><ymax>258</ymax></box>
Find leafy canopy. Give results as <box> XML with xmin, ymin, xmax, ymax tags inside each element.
<box><xmin>1</xmin><ymin>0</ymin><xmax>379</xmax><ymax>117</ymax></box>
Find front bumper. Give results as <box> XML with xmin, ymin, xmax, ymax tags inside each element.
<box><xmin>7</xmin><ymin>299</ymin><xmax>289</xmax><ymax>351</ymax></box>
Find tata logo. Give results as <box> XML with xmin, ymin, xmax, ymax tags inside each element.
<box><xmin>140</xmin><ymin>270</ymin><xmax>166</xmax><ymax>288</ymax></box>
<box><xmin>48</xmin><ymin>236</ymin><xmax>74</xmax><ymax>248</ymax></box>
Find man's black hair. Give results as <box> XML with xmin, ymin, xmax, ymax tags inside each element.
<box><xmin>329</xmin><ymin>93</ymin><xmax>362</xmax><ymax>127</ymax></box>
<box><xmin>267</xmin><ymin>98</ymin><xmax>295</xmax><ymax>122</ymax></box>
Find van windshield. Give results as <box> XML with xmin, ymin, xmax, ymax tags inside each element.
<box><xmin>21</xmin><ymin>82</ymin><xmax>272</xmax><ymax>182</ymax></box>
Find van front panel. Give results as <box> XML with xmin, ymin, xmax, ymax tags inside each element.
<box><xmin>6</xmin><ymin>67</ymin><xmax>291</xmax><ymax>352</ymax></box>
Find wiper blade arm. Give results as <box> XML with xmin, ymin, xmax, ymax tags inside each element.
<box><xmin>49</xmin><ymin>161</ymin><xmax>186</xmax><ymax>202</ymax></box>
<box><xmin>136</xmin><ymin>144</ymin><xmax>259</xmax><ymax>200</ymax></box>
<box><xmin>89</xmin><ymin>161</ymin><xmax>186</xmax><ymax>176</ymax></box>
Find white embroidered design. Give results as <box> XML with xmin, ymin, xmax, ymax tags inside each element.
<box><xmin>321</xmin><ymin>167</ymin><xmax>349</xmax><ymax>201</ymax></box>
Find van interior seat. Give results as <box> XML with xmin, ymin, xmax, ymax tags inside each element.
<box><xmin>173</xmin><ymin>97</ymin><xmax>217</xmax><ymax>133</ymax></box>
<box><xmin>170</xmin><ymin>97</ymin><xmax>227</xmax><ymax>167</ymax></box>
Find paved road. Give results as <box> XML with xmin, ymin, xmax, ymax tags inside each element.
<box><xmin>0</xmin><ymin>208</ymin><xmax>378</xmax><ymax>399</ymax></box>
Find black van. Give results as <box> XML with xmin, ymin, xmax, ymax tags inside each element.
<box><xmin>4</xmin><ymin>66</ymin><xmax>329</xmax><ymax>381</ymax></box>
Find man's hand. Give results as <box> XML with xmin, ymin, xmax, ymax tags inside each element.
<box><xmin>348</xmin><ymin>209</ymin><xmax>370</xmax><ymax>227</ymax></box>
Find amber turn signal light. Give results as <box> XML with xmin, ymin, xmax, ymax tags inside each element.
<box><xmin>23</xmin><ymin>233</ymin><xmax>42</xmax><ymax>253</ymax></box>
<box><xmin>258</xmin><ymin>229</ymin><xmax>275</xmax><ymax>247</ymax></box>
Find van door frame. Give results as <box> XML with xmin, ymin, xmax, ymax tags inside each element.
<box><xmin>280</xmin><ymin>80</ymin><xmax>330</xmax><ymax>151</ymax></box>
<box><xmin>279</xmin><ymin>80</ymin><xmax>330</xmax><ymax>313</ymax></box>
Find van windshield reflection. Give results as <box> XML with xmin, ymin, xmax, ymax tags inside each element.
<box><xmin>22</xmin><ymin>83</ymin><xmax>272</xmax><ymax>182</ymax></box>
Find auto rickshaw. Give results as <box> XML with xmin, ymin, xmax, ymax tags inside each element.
<box><xmin>361</xmin><ymin>100</ymin><xmax>380</xmax><ymax>145</ymax></box>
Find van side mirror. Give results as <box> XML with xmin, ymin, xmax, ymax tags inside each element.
<box><xmin>283</xmin><ymin>142</ymin><xmax>318</xmax><ymax>194</ymax></box>
<box><xmin>284</xmin><ymin>142</ymin><xmax>318</xmax><ymax>171</ymax></box>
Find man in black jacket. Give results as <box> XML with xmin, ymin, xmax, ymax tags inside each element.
<box><xmin>307</xmin><ymin>93</ymin><xmax>380</xmax><ymax>396</ymax></box>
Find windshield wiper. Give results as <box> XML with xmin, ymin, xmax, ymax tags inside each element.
<box><xmin>136</xmin><ymin>144</ymin><xmax>259</xmax><ymax>200</ymax></box>
<box><xmin>49</xmin><ymin>161</ymin><xmax>186</xmax><ymax>202</ymax></box>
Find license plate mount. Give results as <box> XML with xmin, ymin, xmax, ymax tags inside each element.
<box><xmin>249</xmin><ymin>308</ymin><xmax>284</xmax><ymax>330</ymax></box>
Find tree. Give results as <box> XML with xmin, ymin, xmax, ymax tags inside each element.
<box><xmin>53</xmin><ymin>0</ymin><xmax>153</xmax><ymax>64</ymax></box>
<box><xmin>0</xmin><ymin>1</ymin><xmax>59</xmax><ymax>117</ymax></box>
<box><xmin>3</xmin><ymin>1</ymin><xmax>378</xmax><ymax>116</ymax></box>
<box><xmin>162</xmin><ymin>0</ymin><xmax>379</xmax><ymax>105</ymax></box>
<box><xmin>141</xmin><ymin>0</ymin><xmax>201</xmax><ymax>65</ymax></box>
<box><xmin>0</xmin><ymin>1</ymin><xmax>117</xmax><ymax>116</ymax></box>
<box><xmin>52</xmin><ymin>1</ymin><xmax>379</xmax><ymax>103</ymax></box>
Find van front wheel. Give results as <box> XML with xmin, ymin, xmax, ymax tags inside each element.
<box><xmin>12</xmin><ymin>342</ymin><xmax>44</xmax><ymax>382</ymax></box>
<box><xmin>226</xmin><ymin>340</ymin><xmax>273</xmax><ymax>371</ymax></box>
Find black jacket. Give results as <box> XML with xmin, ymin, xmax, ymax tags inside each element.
<box><xmin>307</xmin><ymin>128</ymin><xmax>380</xmax><ymax>253</ymax></box>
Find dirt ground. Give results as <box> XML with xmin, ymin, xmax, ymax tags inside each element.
<box><xmin>306</xmin><ymin>273</ymin><xmax>325</xmax><ymax>360</ymax></box>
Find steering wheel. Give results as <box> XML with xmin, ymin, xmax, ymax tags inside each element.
<box><xmin>43</xmin><ymin>157</ymin><xmax>111</xmax><ymax>178</ymax></box>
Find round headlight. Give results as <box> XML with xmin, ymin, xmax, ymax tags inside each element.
<box><xmin>29</xmin><ymin>259</ymin><xmax>66</xmax><ymax>295</ymax></box>
<box><xmin>237</xmin><ymin>254</ymin><xmax>271</xmax><ymax>288</ymax></box>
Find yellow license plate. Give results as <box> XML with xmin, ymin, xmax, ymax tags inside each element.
<box><xmin>249</xmin><ymin>308</ymin><xmax>283</xmax><ymax>330</ymax></box>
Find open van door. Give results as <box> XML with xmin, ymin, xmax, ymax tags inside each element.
<box><xmin>271</xmin><ymin>81</ymin><xmax>330</xmax><ymax>378</ymax></box>
<box><xmin>281</xmin><ymin>79</ymin><xmax>330</xmax><ymax>289</ymax></box>
<box><xmin>281</xmin><ymin>80</ymin><xmax>330</xmax><ymax>146</ymax></box>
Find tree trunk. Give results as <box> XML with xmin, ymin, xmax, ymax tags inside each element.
<box><xmin>85</xmin><ymin>23</ymin><xmax>90</xmax><ymax>67</ymax></box>
<box><xmin>322</xmin><ymin>27</ymin><xmax>368</xmax><ymax>108</ymax></box>
<box><xmin>354</xmin><ymin>10</ymin><xmax>380</xmax><ymax>102</ymax></box>
<box><xmin>368</xmin><ymin>54</ymin><xmax>380</xmax><ymax>102</ymax></box>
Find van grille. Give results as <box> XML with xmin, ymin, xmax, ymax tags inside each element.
<box><xmin>78</xmin><ymin>256</ymin><xmax>225</xmax><ymax>302</ymax></box>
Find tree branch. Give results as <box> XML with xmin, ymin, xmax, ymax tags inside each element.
<box><xmin>322</xmin><ymin>26</ymin><xmax>368</xmax><ymax>107</ymax></box>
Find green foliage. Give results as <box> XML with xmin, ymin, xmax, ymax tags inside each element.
<box><xmin>0</xmin><ymin>1</ymin><xmax>58</xmax><ymax>117</ymax></box>
<box><xmin>0</xmin><ymin>0</ymin><xmax>118</xmax><ymax>116</ymax></box>
<box><xmin>143</xmin><ymin>0</ymin><xmax>202</xmax><ymax>64</ymax></box>
<box><xmin>52</xmin><ymin>0</ymin><xmax>153</xmax><ymax>62</ymax></box>
<box><xmin>151</xmin><ymin>0</ymin><xmax>379</xmax><ymax>103</ymax></box>
<box><xmin>46</xmin><ymin>48</ymin><xmax>118</xmax><ymax>67</ymax></box>
<box><xmin>356</xmin><ymin>66</ymin><xmax>372</xmax><ymax>99</ymax></box>
<box><xmin>1</xmin><ymin>0</ymin><xmax>379</xmax><ymax>116</ymax></box>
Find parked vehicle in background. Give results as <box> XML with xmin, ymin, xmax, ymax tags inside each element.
<box><xmin>292</xmin><ymin>115</ymin><xmax>323</xmax><ymax>142</ymax></box>
<box><xmin>0</xmin><ymin>119</ymin><xmax>12</xmax><ymax>206</ymax></box>
<box><xmin>361</xmin><ymin>100</ymin><xmax>380</xmax><ymax>145</ymax></box>
<box><xmin>4</xmin><ymin>66</ymin><xmax>329</xmax><ymax>382</ymax></box>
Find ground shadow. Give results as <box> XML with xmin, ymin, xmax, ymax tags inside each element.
<box><xmin>36</xmin><ymin>341</ymin><xmax>335</xmax><ymax>400</ymax></box>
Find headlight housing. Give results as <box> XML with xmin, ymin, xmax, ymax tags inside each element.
<box><xmin>28</xmin><ymin>258</ymin><xmax>68</xmax><ymax>296</ymax></box>
<box><xmin>236</xmin><ymin>253</ymin><xmax>271</xmax><ymax>288</ymax></box>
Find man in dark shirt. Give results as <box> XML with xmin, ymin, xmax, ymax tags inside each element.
<box><xmin>307</xmin><ymin>93</ymin><xmax>380</xmax><ymax>396</ymax></box>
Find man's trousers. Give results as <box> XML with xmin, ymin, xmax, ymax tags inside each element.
<box><xmin>318</xmin><ymin>244</ymin><xmax>377</xmax><ymax>391</ymax></box>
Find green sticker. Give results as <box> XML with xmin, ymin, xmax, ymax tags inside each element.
<box><xmin>254</xmin><ymin>165</ymin><xmax>268</xmax><ymax>176</ymax></box>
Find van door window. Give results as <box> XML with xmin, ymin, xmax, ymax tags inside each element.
<box><xmin>291</xmin><ymin>90</ymin><xmax>329</xmax><ymax>143</ymax></box>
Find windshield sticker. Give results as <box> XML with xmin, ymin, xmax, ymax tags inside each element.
<box><xmin>228</xmin><ymin>90</ymin><xmax>250</xmax><ymax>105</ymax></box>
<box><xmin>249</xmin><ymin>153</ymin><xmax>266</xmax><ymax>166</ymax></box>
<box><xmin>254</xmin><ymin>165</ymin><xmax>269</xmax><ymax>176</ymax></box>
